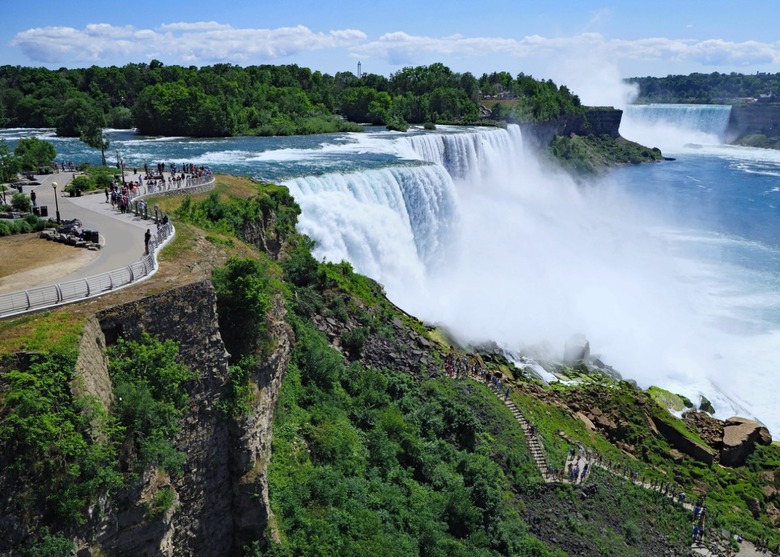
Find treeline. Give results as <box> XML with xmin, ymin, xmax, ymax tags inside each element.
<box><xmin>628</xmin><ymin>71</ymin><xmax>780</xmax><ymax>104</ymax></box>
<box><xmin>0</xmin><ymin>62</ymin><xmax>582</xmax><ymax>137</ymax></box>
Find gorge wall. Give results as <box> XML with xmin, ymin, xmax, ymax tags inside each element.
<box><xmin>94</xmin><ymin>280</ymin><xmax>291</xmax><ymax>556</ymax></box>
<box><xmin>0</xmin><ymin>280</ymin><xmax>291</xmax><ymax>557</ymax></box>
<box><xmin>520</xmin><ymin>107</ymin><xmax>623</xmax><ymax>147</ymax></box>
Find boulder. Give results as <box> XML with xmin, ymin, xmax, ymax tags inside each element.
<box><xmin>720</xmin><ymin>417</ymin><xmax>773</xmax><ymax>467</ymax></box>
<box><xmin>563</xmin><ymin>334</ymin><xmax>590</xmax><ymax>365</ymax></box>
<box><xmin>651</xmin><ymin>415</ymin><xmax>716</xmax><ymax>464</ymax></box>
<box><xmin>699</xmin><ymin>395</ymin><xmax>715</xmax><ymax>414</ymax></box>
<box><xmin>576</xmin><ymin>412</ymin><xmax>596</xmax><ymax>432</ymax></box>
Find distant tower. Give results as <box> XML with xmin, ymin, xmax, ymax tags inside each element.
<box><xmin>357</xmin><ymin>61</ymin><xmax>362</xmax><ymax>78</ymax></box>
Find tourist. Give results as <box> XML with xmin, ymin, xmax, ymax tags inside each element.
<box><xmin>144</xmin><ymin>228</ymin><xmax>151</xmax><ymax>255</ymax></box>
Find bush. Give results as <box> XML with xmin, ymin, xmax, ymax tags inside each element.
<box><xmin>64</xmin><ymin>176</ymin><xmax>92</xmax><ymax>193</ymax></box>
<box><xmin>108</xmin><ymin>334</ymin><xmax>194</xmax><ymax>476</ymax></box>
<box><xmin>11</xmin><ymin>192</ymin><xmax>32</xmax><ymax>212</ymax></box>
<box><xmin>340</xmin><ymin>326</ymin><xmax>368</xmax><ymax>357</ymax></box>
<box><xmin>25</xmin><ymin>529</ymin><xmax>75</xmax><ymax>557</ymax></box>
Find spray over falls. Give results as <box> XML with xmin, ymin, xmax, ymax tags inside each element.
<box><xmin>281</xmin><ymin>119</ymin><xmax>780</xmax><ymax>434</ymax></box>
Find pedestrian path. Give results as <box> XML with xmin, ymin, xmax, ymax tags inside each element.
<box><xmin>0</xmin><ymin>169</ymin><xmax>214</xmax><ymax>319</ymax></box>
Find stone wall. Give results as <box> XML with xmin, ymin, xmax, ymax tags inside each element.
<box><xmin>72</xmin><ymin>316</ymin><xmax>113</xmax><ymax>412</ymax></box>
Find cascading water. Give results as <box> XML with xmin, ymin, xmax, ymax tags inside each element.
<box><xmin>285</xmin><ymin>163</ymin><xmax>461</xmax><ymax>290</ymax></box>
<box><xmin>621</xmin><ymin>104</ymin><xmax>733</xmax><ymax>150</ymax></box>
<box><xmin>284</xmin><ymin>123</ymin><xmax>780</xmax><ymax>433</ymax></box>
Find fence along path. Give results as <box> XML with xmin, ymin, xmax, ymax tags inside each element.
<box><xmin>0</xmin><ymin>174</ymin><xmax>215</xmax><ymax>319</ymax></box>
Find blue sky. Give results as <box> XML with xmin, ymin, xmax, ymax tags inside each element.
<box><xmin>4</xmin><ymin>0</ymin><xmax>780</xmax><ymax>105</ymax></box>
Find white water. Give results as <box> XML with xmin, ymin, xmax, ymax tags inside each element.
<box><xmin>283</xmin><ymin>120</ymin><xmax>780</xmax><ymax>434</ymax></box>
<box><xmin>621</xmin><ymin>104</ymin><xmax>732</xmax><ymax>150</ymax></box>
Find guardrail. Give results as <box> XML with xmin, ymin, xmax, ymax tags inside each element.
<box><xmin>0</xmin><ymin>174</ymin><xmax>215</xmax><ymax>320</ymax></box>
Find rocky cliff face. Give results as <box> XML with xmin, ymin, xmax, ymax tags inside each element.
<box><xmin>520</xmin><ymin>108</ymin><xmax>623</xmax><ymax>147</ymax></box>
<box><xmin>727</xmin><ymin>104</ymin><xmax>780</xmax><ymax>141</ymax></box>
<box><xmin>41</xmin><ymin>279</ymin><xmax>291</xmax><ymax>557</ymax></box>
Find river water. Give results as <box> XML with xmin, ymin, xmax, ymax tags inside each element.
<box><xmin>3</xmin><ymin>109</ymin><xmax>778</xmax><ymax>434</ymax></box>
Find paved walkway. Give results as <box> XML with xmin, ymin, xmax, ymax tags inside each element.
<box><xmin>1</xmin><ymin>169</ymin><xmax>214</xmax><ymax>319</ymax></box>
<box><xmin>27</xmin><ymin>172</ymin><xmax>152</xmax><ymax>282</ymax></box>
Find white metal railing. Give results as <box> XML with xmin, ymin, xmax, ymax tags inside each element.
<box><xmin>0</xmin><ymin>174</ymin><xmax>215</xmax><ymax>319</ymax></box>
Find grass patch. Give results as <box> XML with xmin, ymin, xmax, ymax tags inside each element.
<box><xmin>0</xmin><ymin>311</ymin><xmax>84</xmax><ymax>354</ymax></box>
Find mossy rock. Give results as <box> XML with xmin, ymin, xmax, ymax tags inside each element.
<box><xmin>648</xmin><ymin>386</ymin><xmax>694</xmax><ymax>413</ymax></box>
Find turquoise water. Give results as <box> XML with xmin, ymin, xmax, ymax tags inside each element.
<box><xmin>3</xmin><ymin>121</ymin><xmax>779</xmax><ymax>433</ymax></box>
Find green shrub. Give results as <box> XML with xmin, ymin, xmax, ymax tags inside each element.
<box><xmin>13</xmin><ymin>220</ymin><xmax>31</xmax><ymax>234</ymax></box>
<box><xmin>1</xmin><ymin>349</ymin><xmax>123</xmax><ymax>524</ymax></box>
<box><xmin>11</xmin><ymin>192</ymin><xmax>32</xmax><ymax>212</ymax></box>
<box><xmin>145</xmin><ymin>486</ymin><xmax>175</xmax><ymax>517</ymax></box>
<box><xmin>64</xmin><ymin>176</ymin><xmax>92</xmax><ymax>193</ymax></box>
<box><xmin>108</xmin><ymin>333</ymin><xmax>194</xmax><ymax>476</ymax></box>
<box><xmin>25</xmin><ymin>529</ymin><xmax>75</xmax><ymax>557</ymax></box>
<box><xmin>341</xmin><ymin>326</ymin><xmax>368</xmax><ymax>357</ymax></box>
<box><xmin>213</xmin><ymin>256</ymin><xmax>284</xmax><ymax>360</ymax></box>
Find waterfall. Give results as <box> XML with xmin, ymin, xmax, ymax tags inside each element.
<box><xmin>284</xmin><ymin>163</ymin><xmax>461</xmax><ymax>290</ymax></box>
<box><xmin>395</xmin><ymin>125</ymin><xmax>524</xmax><ymax>182</ymax></box>
<box><xmin>283</xmin><ymin>126</ymin><xmax>531</xmax><ymax>288</ymax></box>
<box><xmin>621</xmin><ymin>104</ymin><xmax>732</xmax><ymax>149</ymax></box>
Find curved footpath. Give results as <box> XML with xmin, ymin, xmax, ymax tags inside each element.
<box><xmin>32</xmin><ymin>172</ymin><xmax>153</xmax><ymax>281</ymax></box>
<box><xmin>0</xmin><ymin>170</ymin><xmax>213</xmax><ymax>319</ymax></box>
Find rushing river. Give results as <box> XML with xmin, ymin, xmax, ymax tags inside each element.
<box><xmin>3</xmin><ymin>108</ymin><xmax>779</xmax><ymax>434</ymax></box>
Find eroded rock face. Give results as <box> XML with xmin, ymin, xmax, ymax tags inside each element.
<box><xmin>720</xmin><ymin>417</ymin><xmax>772</xmax><ymax>467</ymax></box>
<box><xmin>563</xmin><ymin>335</ymin><xmax>590</xmax><ymax>366</ymax></box>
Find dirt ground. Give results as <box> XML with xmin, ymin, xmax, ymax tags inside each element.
<box><xmin>0</xmin><ymin>232</ymin><xmax>99</xmax><ymax>294</ymax></box>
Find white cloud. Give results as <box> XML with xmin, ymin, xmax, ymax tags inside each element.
<box><xmin>10</xmin><ymin>22</ymin><xmax>367</xmax><ymax>65</ymax></box>
<box><xmin>355</xmin><ymin>31</ymin><xmax>780</xmax><ymax>73</ymax></box>
<box><xmin>9</xmin><ymin>22</ymin><xmax>780</xmax><ymax>78</ymax></box>
<box><xmin>159</xmin><ymin>21</ymin><xmax>233</xmax><ymax>31</ymax></box>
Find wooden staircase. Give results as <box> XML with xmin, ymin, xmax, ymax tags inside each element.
<box><xmin>485</xmin><ymin>381</ymin><xmax>552</xmax><ymax>481</ymax></box>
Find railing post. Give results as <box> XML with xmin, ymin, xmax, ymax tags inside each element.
<box><xmin>24</xmin><ymin>290</ymin><xmax>31</xmax><ymax>310</ymax></box>
<box><xmin>55</xmin><ymin>284</ymin><xmax>63</xmax><ymax>303</ymax></box>
<box><xmin>127</xmin><ymin>265</ymin><xmax>134</xmax><ymax>282</ymax></box>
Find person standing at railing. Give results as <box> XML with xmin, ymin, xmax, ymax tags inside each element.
<box><xmin>144</xmin><ymin>228</ymin><xmax>151</xmax><ymax>255</ymax></box>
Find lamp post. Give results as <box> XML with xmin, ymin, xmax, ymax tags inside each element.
<box><xmin>51</xmin><ymin>181</ymin><xmax>61</xmax><ymax>224</ymax></box>
<box><xmin>120</xmin><ymin>157</ymin><xmax>125</xmax><ymax>185</ymax></box>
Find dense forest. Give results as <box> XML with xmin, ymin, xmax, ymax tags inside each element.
<box><xmin>0</xmin><ymin>62</ymin><xmax>582</xmax><ymax>137</ymax></box>
<box><xmin>628</xmin><ymin>71</ymin><xmax>780</xmax><ymax>104</ymax></box>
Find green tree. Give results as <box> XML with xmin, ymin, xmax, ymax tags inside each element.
<box><xmin>0</xmin><ymin>140</ymin><xmax>21</xmax><ymax>183</ymax></box>
<box><xmin>212</xmin><ymin>256</ymin><xmax>276</xmax><ymax>360</ymax></box>
<box><xmin>78</xmin><ymin>111</ymin><xmax>110</xmax><ymax>166</ymax></box>
<box><xmin>13</xmin><ymin>137</ymin><xmax>56</xmax><ymax>172</ymax></box>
